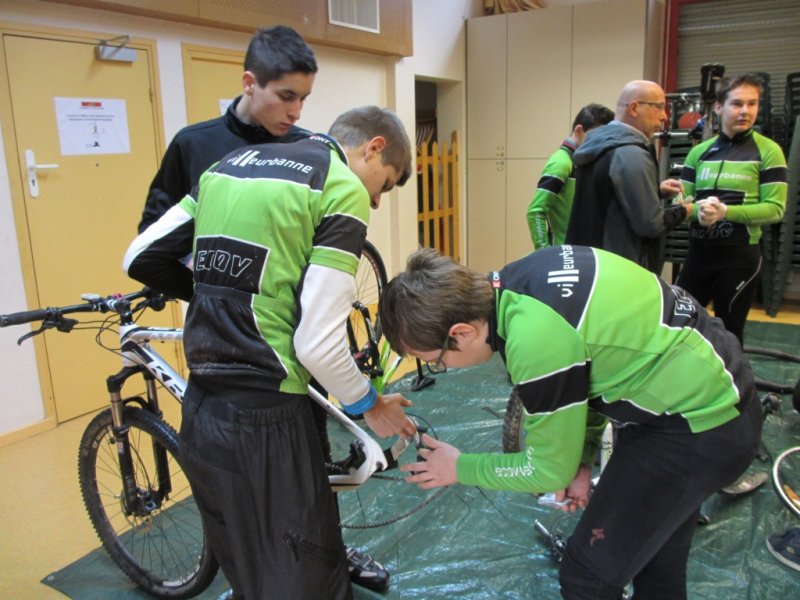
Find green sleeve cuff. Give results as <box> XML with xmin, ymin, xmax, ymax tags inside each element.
<box><xmin>455</xmin><ymin>453</ymin><xmax>481</xmax><ymax>486</ymax></box>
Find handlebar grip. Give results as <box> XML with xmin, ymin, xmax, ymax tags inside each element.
<box><xmin>0</xmin><ymin>308</ymin><xmax>53</xmax><ymax>327</ymax></box>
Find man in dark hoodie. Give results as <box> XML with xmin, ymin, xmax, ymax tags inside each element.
<box><xmin>566</xmin><ymin>80</ymin><xmax>690</xmax><ymax>274</ymax></box>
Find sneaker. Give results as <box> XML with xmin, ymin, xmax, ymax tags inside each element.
<box><xmin>720</xmin><ymin>471</ymin><xmax>768</xmax><ymax>496</ymax></box>
<box><xmin>766</xmin><ymin>528</ymin><xmax>800</xmax><ymax>572</ymax></box>
<box><xmin>345</xmin><ymin>545</ymin><xmax>390</xmax><ymax>591</ymax></box>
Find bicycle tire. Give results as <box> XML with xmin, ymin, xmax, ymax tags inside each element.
<box><xmin>78</xmin><ymin>406</ymin><xmax>218</xmax><ymax>599</ymax></box>
<box><xmin>772</xmin><ymin>446</ymin><xmax>800</xmax><ymax>520</ymax></box>
<box><xmin>347</xmin><ymin>241</ymin><xmax>388</xmax><ymax>377</ymax></box>
<box><xmin>502</xmin><ymin>387</ymin><xmax>525</xmax><ymax>453</ymax></box>
<box><xmin>354</xmin><ymin>240</ymin><xmax>388</xmax><ymax>335</ymax></box>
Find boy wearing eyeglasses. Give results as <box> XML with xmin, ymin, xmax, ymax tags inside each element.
<box><xmin>379</xmin><ymin>246</ymin><xmax>761</xmax><ymax>600</ymax></box>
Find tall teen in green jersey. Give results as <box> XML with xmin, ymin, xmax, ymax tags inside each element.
<box><xmin>378</xmin><ymin>245</ymin><xmax>761</xmax><ymax>599</ymax></box>
<box><xmin>678</xmin><ymin>74</ymin><xmax>787</xmax><ymax>345</ymax></box>
<box><xmin>124</xmin><ymin>106</ymin><xmax>417</xmax><ymax>599</ymax></box>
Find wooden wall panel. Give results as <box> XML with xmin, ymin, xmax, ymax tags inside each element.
<box><xmin>43</xmin><ymin>0</ymin><xmax>413</xmax><ymax>56</ymax></box>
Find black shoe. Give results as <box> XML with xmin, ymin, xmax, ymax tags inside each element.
<box><xmin>346</xmin><ymin>545</ymin><xmax>390</xmax><ymax>591</ymax></box>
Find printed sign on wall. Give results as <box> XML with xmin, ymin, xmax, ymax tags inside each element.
<box><xmin>54</xmin><ymin>97</ymin><xmax>131</xmax><ymax>155</ymax></box>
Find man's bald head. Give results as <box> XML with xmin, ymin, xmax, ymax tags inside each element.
<box><xmin>615</xmin><ymin>80</ymin><xmax>668</xmax><ymax>140</ymax></box>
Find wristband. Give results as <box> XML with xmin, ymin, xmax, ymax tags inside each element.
<box><xmin>342</xmin><ymin>384</ymin><xmax>378</xmax><ymax>415</ymax></box>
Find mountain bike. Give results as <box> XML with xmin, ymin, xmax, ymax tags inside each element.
<box><xmin>0</xmin><ymin>243</ymin><xmax>427</xmax><ymax>599</ymax></box>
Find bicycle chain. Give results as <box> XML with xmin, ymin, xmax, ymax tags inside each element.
<box><xmin>340</xmin><ymin>487</ymin><xmax>448</xmax><ymax>529</ymax></box>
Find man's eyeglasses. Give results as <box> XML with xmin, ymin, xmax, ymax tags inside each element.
<box><xmin>635</xmin><ymin>100</ymin><xmax>667</xmax><ymax>111</ymax></box>
<box><xmin>425</xmin><ymin>336</ymin><xmax>451</xmax><ymax>374</ymax></box>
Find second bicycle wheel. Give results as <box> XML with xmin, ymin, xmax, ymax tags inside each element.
<box><xmin>78</xmin><ymin>406</ymin><xmax>218</xmax><ymax>599</ymax></box>
<box><xmin>348</xmin><ymin>240</ymin><xmax>388</xmax><ymax>377</ymax></box>
<box><xmin>772</xmin><ymin>446</ymin><xmax>800</xmax><ymax>520</ymax></box>
<box><xmin>354</xmin><ymin>240</ymin><xmax>387</xmax><ymax>322</ymax></box>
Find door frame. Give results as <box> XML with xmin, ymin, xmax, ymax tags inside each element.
<box><xmin>0</xmin><ymin>20</ymin><xmax>167</xmax><ymax>430</ymax></box>
<box><xmin>181</xmin><ymin>43</ymin><xmax>244</xmax><ymax>124</ymax></box>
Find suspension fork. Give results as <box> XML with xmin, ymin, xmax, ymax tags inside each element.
<box><xmin>105</xmin><ymin>367</ymin><xmax>171</xmax><ymax>515</ymax></box>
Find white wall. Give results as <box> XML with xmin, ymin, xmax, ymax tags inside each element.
<box><xmin>0</xmin><ymin>0</ymin><xmax>481</xmax><ymax>437</ymax></box>
<box><xmin>0</xmin><ymin>118</ymin><xmax>45</xmax><ymax>432</ymax></box>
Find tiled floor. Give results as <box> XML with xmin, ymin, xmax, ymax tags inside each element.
<box><xmin>0</xmin><ymin>306</ymin><xmax>797</xmax><ymax>599</ymax></box>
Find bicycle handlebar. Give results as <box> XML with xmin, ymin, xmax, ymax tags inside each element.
<box><xmin>0</xmin><ymin>288</ymin><xmax>165</xmax><ymax>330</ymax></box>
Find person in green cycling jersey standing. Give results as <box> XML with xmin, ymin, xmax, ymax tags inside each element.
<box><xmin>125</xmin><ymin>106</ymin><xmax>417</xmax><ymax>599</ymax></box>
<box><xmin>678</xmin><ymin>73</ymin><xmax>788</xmax><ymax>347</ymax></box>
<box><xmin>378</xmin><ymin>245</ymin><xmax>762</xmax><ymax>599</ymax></box>
<box><xmin>527</xmin><ymin>103</ymin><xmax>613</xmax><ymax>249</ymax></box>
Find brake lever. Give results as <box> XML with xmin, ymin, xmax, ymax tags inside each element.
<box><xmin>16</xmin><ymin>317</ymin><xmax>78</xmax><ymax>345</ymax></box>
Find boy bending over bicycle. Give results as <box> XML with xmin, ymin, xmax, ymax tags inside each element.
<box><xmin>124</xmin><ymin>106</ymin><xmax>417</xmax><ymax>600</ymax></box>
<box><xmin>379</xmin><ymin>246</ymin><xmax>762</xmax><ymax>600</ymax></box>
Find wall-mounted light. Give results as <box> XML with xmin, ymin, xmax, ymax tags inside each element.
<box><xmin>95</xmin><ymin>34</ymin><xmax>137</xmax><ymax>62</ymax></box>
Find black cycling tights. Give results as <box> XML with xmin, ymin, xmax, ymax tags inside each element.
<box><xmin>676</xmin><ymin>244</ymin><xmax>761</xmax><ymax>347</ymax></box>
<box><xmin>558</xmin><ymin>393</ymin><xmax>762</xmax><ymax>599</ymax></box>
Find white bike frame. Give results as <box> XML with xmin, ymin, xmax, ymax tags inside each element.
<box><xmin>119</xmin><ymin>323</ymin><xmax>401</xmax><ymax>491</ymax></box>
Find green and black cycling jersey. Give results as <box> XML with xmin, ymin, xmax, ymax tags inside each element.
<box><xmin>527</xmin><ymin>139</ymin><xmax>577</xmax><ymax>248</ymax></box>
<box><xmin>456</xmin><ymin>245</ymin><xmax>753</xmax><ymax>493</ymax></box>
<box><xmin>681</xmin><ymin>128</ymin><xmax>787</xmax><ymax>246</ymax></box>
<box><xmin>184</xmin><ymin>134</ymin><xmax>369</xmax><ymax>397</ymax></box>
<box><xmin>125</xmin><ymin>134</ymin><xmax>376</xmax><ymax>412</ymax></box>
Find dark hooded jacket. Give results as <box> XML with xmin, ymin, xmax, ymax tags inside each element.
<box><xmin>565</xmin><ymin>121</ymin><xmax>686</xmax><ymax>273</ymax></box>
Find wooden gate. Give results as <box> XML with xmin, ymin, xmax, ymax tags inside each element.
<box><xmin>417</xmin><ymin>132</ymin><xmax>460</xmax><ymax>260</ymax></box>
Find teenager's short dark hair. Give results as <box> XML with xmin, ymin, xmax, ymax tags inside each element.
<box><xmin>716</xmin><ymin>74</ymin><xmax>763</xmax><ymax>104</ymax></box>
<box><xmin>572</xmin><ymin>103</ymin><xmax>614</xmax><ymax>131</ymax></box>
<box><xmin>244</xmin><ymin>26</ymin><xmax>318</xmax><ymax>87</ymax></box>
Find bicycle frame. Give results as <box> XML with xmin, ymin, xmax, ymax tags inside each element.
<box><xmin>116</xmin><ymin>323</ymin><xmax>394</xmax><ymax>492</ymax></box>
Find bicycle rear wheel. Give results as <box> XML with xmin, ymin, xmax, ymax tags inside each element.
<box><xmin>354</xmin><ymin>240</ymin><xmax>387</xmax><ymax>324</ymax></box>
<box><xmin>772</xmin><ymin>446</ymin><xmax>800</xmax><ymax>520</ymax></box>
<box><xmin>78</xmin><ymin>406</ymin><xmax>218</xmax><ymax>599</ymax></box>
<box><xmin>348</xmin><ymin>240</ymin><xmax>388</xmax><ymax>377</ymax></box>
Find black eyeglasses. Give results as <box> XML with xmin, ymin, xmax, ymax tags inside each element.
<box><xmin>425</xmin><ymin>336</ymin><xmax>451</xmax><ymax>374</ymax></box>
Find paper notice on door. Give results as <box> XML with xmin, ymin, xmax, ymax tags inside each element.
<box><xmin>54</xmin><ymin>97</ymin><xmax>131</xmax><ymax>155</ymax></box>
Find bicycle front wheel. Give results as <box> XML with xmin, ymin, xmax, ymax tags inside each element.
<box><xmin>78</xmin><ymin>406</ymin><xmax>218</xmax><ymax>599</ymax></box>
<box><xmin>772</xmin><ymin>446</ymin><xmax>800</xmax><ymax>520</ymax></box>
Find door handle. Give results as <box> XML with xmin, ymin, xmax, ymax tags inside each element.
<box><xmin>25</xmin><ymin>149</ymin><xmax>59</xmax><ymax>198</ymax></box>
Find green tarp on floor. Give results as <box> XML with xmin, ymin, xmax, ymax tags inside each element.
<box><xmin>44</xmin><ymin>320</ymin><xmax>800</xmax><ymax>599</ymax></box>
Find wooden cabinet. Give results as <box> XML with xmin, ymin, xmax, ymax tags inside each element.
<box><xmin>466</xmin><ymin>0</ymin><xmax>648</xmax><ymax>271</ymax></box>
<box><xmin>466</xmin><ymin>15</ymin><xmax>507</xmax><ymax>161</ymax></box>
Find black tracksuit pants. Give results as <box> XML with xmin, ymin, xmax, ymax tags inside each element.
<box><xmin>180</xmin><ymin>375</ymin><xmax>353</xmax><ymax>600</ymax></box>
